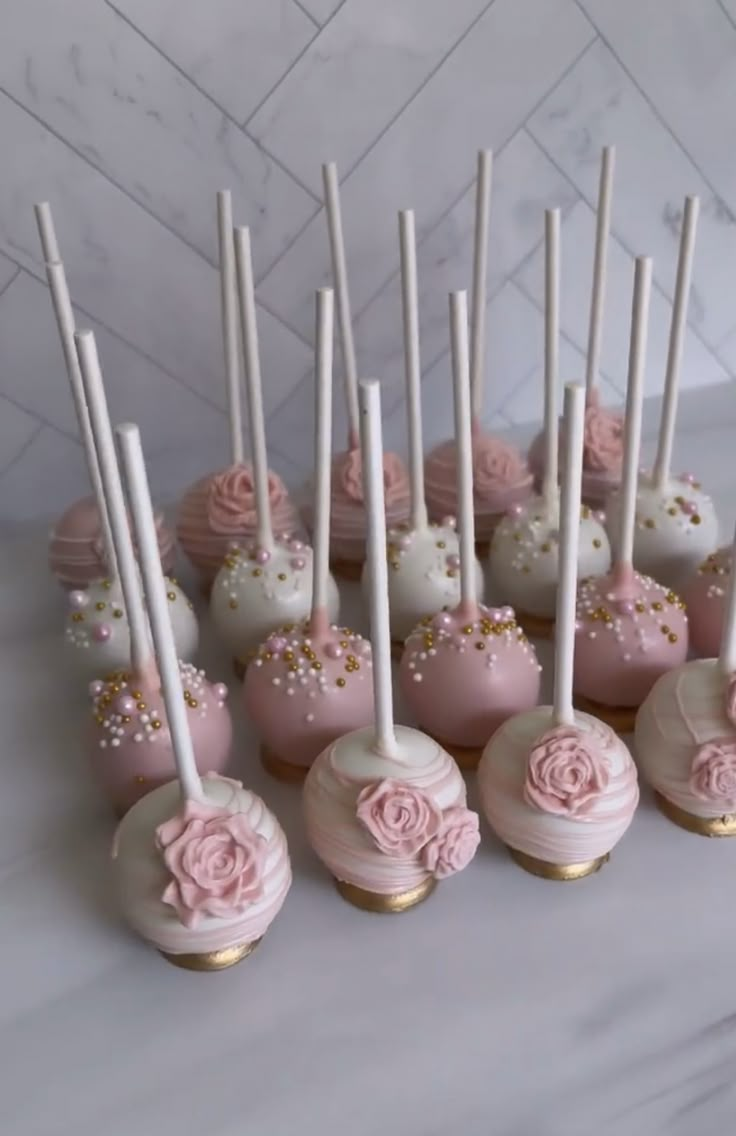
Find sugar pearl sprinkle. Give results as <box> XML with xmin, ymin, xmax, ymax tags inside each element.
<box><xmin>403</xmin><ymin>604</ymin><xmax>541</xmax><ymax>679</ymax></box>
<box><xmin>575</xmin><ymin>574</ymin><xmax>686</xmax><ymax>657</ymax></box>
<box><xmin>636</xmin><ymin>474</ymin><xmax>706</xmax><ymax>533</ymax></box>
<box><xmin>216</xmin><ymin>536</ymin><xmax>309</xmax><ymax>610</ymax></box>
<box><xmin>90</xmin><ymin>663</ymin><xmax>227</xmax><ymax>748</ymax></box>
<box><xmin>696</xmin><ymin>549</ymin><xmax>730</xmax><ymax>600</ymax></box>
<box><xmin>501</xmin><ymin>503</ymin><xmax>604</xmax><ymax>575</ymax></box>
<box><xmin>385</xmin><ymin>518</ymin><xmax>460</xmax><ymax>578</ymax></box>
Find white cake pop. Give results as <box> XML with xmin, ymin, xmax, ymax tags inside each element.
<box><xmin>304</xmin><ymin>379</ymin><xmax>480</xmax><ymax>914</ymax></box>
<box><xmin>683</xmin><ymin>545</ymin><xmax>732</xmax><ymax>659</ymax></box>
<box><xmin>479</xmin><ymin>383</ymin><xmax>639</xmax><ymax>880</ymax></box>
<box><xmin>490</xmin><ymin>210</ymin><xmax>610</xmax><ymax>634</ymax></box>
<box><xmin>211</xmin><ymin>226</ymin><xmax>338</xmax><ymax>674</ymax></box>
<box><xmin>362</xmin><ymin>210</ymin><xmax>481</xmax><ymax>646</ymax></box>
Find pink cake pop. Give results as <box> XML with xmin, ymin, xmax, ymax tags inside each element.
<box><xmin>573</xmin><ymin>258</ymin><xmax>688</xmax><ymax>731</ymax></box>
<box><xmin>309</xmin><ymin>162</ymin><xmax>409</xmax><ymax>579</ymax></box>
<box><xmin>303</xmin><ymin>379</ymin><xmax>479</xmax><ymax>913</ymax></box>
<box><xmin>244</xmin><ymin>289</ymin><xmax>372</xmax><ymax>781</ymax></box>
<box><xmin>479</xmin><ymin>382</ymin><xmax>639</xmax><ymax>880</ymax></box>
<box><xmin>76</xmin><ymin>331</ymin><xmax>230</xmax><ymax>814</ymax></box>
<box><xmin>527</xmin><ymin>148</ymin><xmax>624</xmax><ymax>509</ymax></box>
<box><xmin>425</xmin><ymin>152</ymin><xmax>532</xmax><ymax>550</ymax></box>
<box><xmin>35</xmin><ymin>203</ymin><xmax>175</xmax><ymax>587</ymax></box>
<box><xmin>636</xmin><ymin>523</ymin><xmax>736</xmax><ymax>836</ymax></box>
<box><xmin>683</xmin><ymin>546</ymin><xmax>731</xmax><ymax>659</ymax></box>
<box><xmin>400</xmin><ymin>291</ymin><xmax>541</xmax><ymax>770</ymax></box>
<box><xmin>177</xmin><ymin>191</ymin><xmax>299</xmax><ymax>591</ymax></box>
<box><xmin>114</xmin><ymin>422</ymin><xmax>290</xmax><ymax>969</ymax></box>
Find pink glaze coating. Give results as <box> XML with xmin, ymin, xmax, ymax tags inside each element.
<box><xmin>399</xmin><ymin>604</ymin><xmax>542</xmax><ymax>748</ymax></box>
<box><xmin>177</xmin><ymin>462</ymin><xmax>300</xmax><ymax>585</ymax></box>
<box><xmin>478</xmin><ymin>707</ymin><xmax>638</xmax><ymax>865</ymax></box>
<box><xmin>683</xmin><ymin>547</ymin><xmax>731</xmax><ymax>659</ymax></box>
<box><xmin>573</xmin><ymin>567</ymin><xmax>688</xmax><ymax>709</ymax></box>
<box><xmin>49</xmin><ymin>495</ymin><xmax>175</xmax><ymax>588</ymax></box>
<box><xmin>88</xmin><ymin>663</ymin><xmax>232</xmax><ymax>813</ymax></box>
<box><xmin>243</xmin><ymin>616</ymin><xmax>374</xmax><ymax>768</ymax></box>
<box><xmin>113</xmin><ymin>773</ymin><xmax>291</xmax><ymax>956</ymax></box>
<box><xmin>528</xmin><ymin>393</ymin><xmax>625</xmax><ymax>508</ymax></box>
<box><xmin>303</xmin><ymin>725</ymin><xmax>477</xmax><ymax>895</ymax></box>
<box><xmin>424</xmin><ymin>429</ymin><xmax>533</xmax><ymax>542</ymax></box>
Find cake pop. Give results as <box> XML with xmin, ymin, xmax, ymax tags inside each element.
<box><xmin>636</xmin><ymin>523</ymin><xmax>736</xmax><ymax>836</ymax></box>
<box><xmin>573</xmin><ymin>258</ymin><xmax>688</xmax><ymax>731</ymax></box>
<box><xmin>489</xmin><ymin>210</ymin><xmax>610</xmax><ymax>636</ymax></box>
<box><xmin>362</xmin><ymin>209</ymin><xmax>481</xmax><ymax>649</ymax></box>
<box><xmin>177</xmin><ymin>191</ymin><xmax>299</xmax><ymax>591</ymax></box>
<box><xmin>76</xmin><ymin>331</ymin><xmax>227</xmax><ymax>814</ymax></box>
<box><xmin>479</xmin><ymin>382</ymin><xmax>639</xmax><ymax>879</ymax></box>
<box><xmin>245</xmin><ymin>289</ymin><xmax>372</xmax><ymax>781</ymax></box>
<box><xmin>211</xmin><ymin>227</ymin><xmax>338</xmax><ymax>677</ymax></box>
<box><xmin>311</xmin><ymin>161</ymin><xmax>409</xmax><ymax>579</ymax></box>
<box><xmin>605</xmin><ymin>197</ymin><xmax>718</xmax><ymax>589</ymax></box>
<box><xmin>35</xmin><ymin>203</ymin><xmax>175</xmax><ymax>587</ymax></box>
<box><xmin>683</xmin><ymin>546</ymin><xmax>732</xmax><ymax>659</ymax></box>
<box><xmin>425</xmin><ymin>151</ymin><xmax>532</xmax><ymax>551</ymax></box>
<box><xmin>400</xmin><ymin>292</ymin><xmax>541</xmax><ymax>770</ymax></box>
<box><xmin>304</xmin><ymin>378</ymin><xmax>479</xmax><ymax>913</ymax></box>
<box><xmin>527</xmin><ymin>147</ymin><xmax>625</xmax><ymax>509</ymax></box>
<box><xmin>113</xmin><ymin>422</ymin><xmax>290</xmax><ymax>969</ymax></box>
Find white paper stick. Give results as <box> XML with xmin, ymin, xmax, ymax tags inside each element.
<box><xmin>34</xmin><ymin>201</ymin><xmax>61</xmax><ymax>263</ymax></box>
<box><xmin>470</xmin><ymin>149</ymin><xmax>493</xmax><ymax>420</ymax></box>
<box><xmin>117</xmin><ymin>423</ymin><xmax>203</xmax><ymax>803</ymax></box>
<box><xmin>232</xmin><ymin>225</ymin><xmax>273</xmax><ymax>550</ymax></box>
<box><xmin>449</xmin><ymin>291</ymin><xmax>477</xmax><ymax>613</ymax></box>
<box><xmin>584</xmin><ymin>146</ymin><xmax>615</xmax><ymax>399</ymax></box>
<box><xmin>45</xmin><ymin>260</ymin><xmax>117</xmax><ymax>577</ymax></box>
<box><xmin>74</xmin><ymin>330</ymin><xmax>150</xmax><ymax>676</ymax></box>
<box><xmin>543</xmin><ymin>208</ymin><xmax>561</xmax><ymax>508</ymax></box>
<box><xmin>616</xmin><ymin>257</ymin><xmax>653</xmax><ymax>570</ymax></box>
<box><xmin>323</xmin><ymin>162</ymin><xmax>359</xmax><ymax>444</ymax></box>
<box><xmin>718</xmin><ymin>523</ymin><xmax>736</xmax><ymax>673</ymax></box>
<box><xmin>217</xmin><ymin>190</ymin><xmax>244</xmax><ymax>466</ymax></box>
<box><xmin>399</xmin><ymin>210</ymin><xmax>427</xmax><ymax>531</ymax></box>
<box><xmin>311</xmin><ymin>288</ymin><xmax>334</xmax><ymax>622</ymax></box>
<box><xmin>652</xmin><ymin>195</ymin><xmax>700</xmax><ymax>489</ymax></box>
<box><xmin>553</xmin><ymin>383</ymin><xmax>586</xmax><ymax>726</ymax></box>
<box><xmin>359</xmin><ymin>379</ymin><xmax>398</xmax><ymax>759</ymax></box>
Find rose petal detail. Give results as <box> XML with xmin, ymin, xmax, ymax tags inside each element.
<box><xmin>355</xmin><ymin>778</ymin><xmax>442</xmax><ymax>857</ymax></box>
<box><xmin>207</xmin><ymin>462</ymin><xmax>288</xmax><ymax>536</ymax></box>
<box><xmin>690</xmin><ymin>737</ymin><xmax>736</xmax><ymax>807</ymax></box>
<box><xmin>334</xmin><ymin>448</ymin><xmax>408</xmax><ymax>506</ymax></box>
<box><xmin>421</xmin><ymin>807</ymin><xmax>480</xmax><ymax>878</ymax></box>
<box><xmin>523</xmin><ymin>726</ymin><xmax>609</xmax><ymax>818</ymax></box>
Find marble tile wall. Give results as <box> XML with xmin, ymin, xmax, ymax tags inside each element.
<box><xmin>0</xmin><ymin>0</ymin><xmax>734</xmax><ymax>522</ymax></box>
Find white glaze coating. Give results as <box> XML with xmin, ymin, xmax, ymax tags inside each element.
<box><xmin>478</xmin><ymin>707</ymin><xmax>638</xmax><ymax>864</ymax></box>
<box><xmin>210</xmin><ymin>536</ymin><xmax>339</xmax><ymax>662</ymax></box>
<box><xmin>65</xmin><ymin>577</ymin><xmax>198</xmax><ymax>677</ymax></box>
<box><xmin>605</xmin><ymin>472</ymin><xmax>718</xmax><ymax>591</ymax></box>
<box><xmin>489</xmin><ymin>495</ymin><xmax>611</xmax><ymax>618</ymax></box>
<box><xmin>113</xmin><ymin>775</ymin><xmax>291</xmax><ymax>955</ymax></box>
<box><xmin>303</xmin><ymin>724</ymin><xmax>468</xmax><ymax>895</ymax></box>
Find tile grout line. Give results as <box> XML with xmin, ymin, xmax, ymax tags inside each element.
<box><xmin>0</xmin><ymin>266</ymin><xmax>21</xmax><ymax>303</ymax></box>
<box><xmin>0</xmin><ymin>422</ymin><xmax>45</xmax><ymax>480</ymax></box>
<box><xmin>290</xmin><ymin>0</ymin><xmax>321</xmax><ymax>31</ymax></box>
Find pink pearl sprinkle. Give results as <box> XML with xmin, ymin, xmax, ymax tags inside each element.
<box><xmin>115</xmin><ymin>694</ymin><xmax>137</xmax><ymax>716</ymax></box>
<box><xmin>289</xmin><ymin>539</ymin><xmax>304</xmax><ymax>552</ymax></box>
<box><xmin>89</xmin><ymin>680</ymin><xmax>104</xmax><ymax>697</ymax></box>
<box><xmin>508</xmin><ymin>503</ymin><xmax>524</xmax><ymax>519</ymax></box>
<box><xmin>92</xmin><ymin>623</ymin><xmax>111</xmax><ymax>643</ymax></box>
<box><xmin>433</xmin><ymin>612</ymin><xmax>453</xmax><ymax>630</ymax></box>
<box><xmin>213</xmin><ymin>683</ymin><xmax>228</xmax><ymax>702</ymax></box>
<box><xmin>227</xmin><ymin>540</ymin><xmax>241</xmax><ymax>552</ymax></box>
<box><xmin>441</xmin><ymin>515</ymin><xmax>457</xmax><ymax>529</ymax></box>
<box><xmin>291</xmin><ymin>556</ymin><xmax>306</xmax><ymax>571</ymax></box>
<box><xmin>490</xmin><ymin>610</ymin><xmax>503</xmax><ymax>623</ymax></box>
<box><xmin>69</xmin><ymin>589</ymin><xmax>88</xmax><ymax>609</ymax></box>
<box><xmin>617</xmin><ymin>600</ymin><xmax>635</xmax><ymax>617</ymax></box>
<box><xmin>396</xmin><ymin>535</ymin><xmax>411</xmax><ymax>551</ymax></box>
<box><xmin>680</xmin><ymin>472</ymin><xmax>696</xmax><ymax>485</ymax></box>
<box><xmin>267</xmin><ymin>635</ymin><xmax>287</xmax><ymax>654</ymax></box>
<box><xmin>446</xmin><ymin>553</ymin><xmax>461</xmax><ymax>570</ymax></box>
<box><xmin>681</xmin><ymin>499</ymin><xmax>697</xmax><ymax>516</ymax></box>
<box><xmin>324</xmin><ymin>641</ymin><xmax>343</xmax><ymax>659</ymax></box>
<box><xmin>255</xmin><ymin>547</ymin><xmax>271</xmax><ymax>565</ymax></box>
<box><xmin>502</xmin><ymin>607</ymin><xmax>514</xmax><ymax>620</ymax></box>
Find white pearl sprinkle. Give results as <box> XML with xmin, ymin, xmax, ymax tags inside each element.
<box><xmin>413</xmin><ymin>673</ymin><xmax>423</xmax><ymax>683</ymax></box>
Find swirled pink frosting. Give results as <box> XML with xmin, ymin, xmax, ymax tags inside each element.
<box><xmin>689</xmin><ymin>738</ymin><xmax>736</xmax><ymax>807</ymax></box>
<box><xmin>527</xmin><ymin>393</ymin><xmax>625</xmax><ymax>508</ymax></box>
<box><xmin>524</xmin><ymin>726</ymin><xmax>609</xmax><ymax>818</ymax></box>
<box><xmin>684</xmin><ymin>547</ymin><xmax>731</xmax><ymax>659</ymax></box>
<box><xmin>425</xmin><ymin>433</ymin><xmax>532</xmax><ymax>541</ymax></box>
<box><xmin>177</xmin><ymin>463</ymin><xmax>300</xmax><ymax>585</ymax></box>
<box><xmin>49</xmin><ymin>495</ymin><xmax>175</xmax><ymax>588</ymax></box>
<box><xmin>321</xmin><ymin>448</ymin><xmax>410</xmax><ymax>563</ymax></box>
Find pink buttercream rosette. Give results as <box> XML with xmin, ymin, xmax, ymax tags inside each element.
<box><xmin>207</xmin><ymin>463</ymin><xmax>289</xmax><ymax>536</ymax></box>
<box><xmin>335</xmin><ymin>448</ymin><xmax>408</xmax><ymax>508</ymax></box>
<box><xmin>523</xmin><ymin>726</ymin><xmax>610</xmax><ymax>819</ymax></box>
<box><xmin>689</xmin><ymin>739</ymin><xmax>736</xmax><ymax>808</ymax></box>
<box><xmin>583</xmin><ymin>391</ymin><xmax>624</xmax><ymax>474</ymax></box>
<box><xmin>355</xmin><ymin>778</ymin><xmax>480</xmax><ymax>880</ymax></box>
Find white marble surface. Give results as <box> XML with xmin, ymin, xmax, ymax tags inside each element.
<box><xmin>2</xmin><ymin>386</ymin><xmax>736</xmax><ymax>1134</ymax></box>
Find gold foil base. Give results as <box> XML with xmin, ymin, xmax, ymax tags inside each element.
<box><xmin>330</xmin><ymin>557</ymin><xmax>363</xmax><ymax>582</ymax></box>
<box><xmin>516</xmin><ymin>610</ymin><xmax>555</xmax><ymax>640</ymax></box>
<box><xmin>508</xmin><ymin>846</ymin><xmax>609</xmax><ymax>881</ymax></box>
<box><xmin>159</xmin><ymin>937</ymin><xmax>261</xmax><ymax>971</ymax></box>
<box><xmin>335</xmin><ymin>875</ymin><xmax>436</xmax><ymax>912</ymax></box>
<box><xmin>233</xmin><ymin>656</ymin><xmax>247</xmax><ymax>681</ymax></box>
<box><xmin>428</xmin><ymin>733</ymin><xmax>483</xmax><ymax>772</ymax></box>
<box><xmin>391</xmin><ymin>639</ymin><xmax>405</xmax><ymax>661</ymax></box>
<box><xmin>573</xmin><ymin>693</ymin><xmax>638</xmax><ymax>733</ymax></box>
<box><xmin>655</xmin><ymin>792</ymin><xmax>736</xmax><ymax>837</ymax></box>
<box><xmin>261</xmin><ymin>744</ymin><xmax>309</xmax><ymax>784</ymax></box>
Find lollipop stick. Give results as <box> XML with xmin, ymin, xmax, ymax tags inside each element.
<box><xmin>718</xmin><ymin>523</ymin><xmax>736</xmax><ymax>673</ymax></box>
<box><xmin>449</xmin><ymin>291</ymin><xmax>477</xmax><ymax>614</ymax></box>
<box><xmin>359</xmin><ymin>379</ymin><xmax>398</xmax><ymax>759</ymax></box>
<box><xmin>311</xmin><ymin>287</ymin><xmax>334</xmax><ymax>632</ymax></box>
<box><xmin>323</xmin><ymin>162</ymin><xmax>359</xmax><ymax>446</ymax></box>
<box><xmin>543</xmin><ymin>208</ymin><xmax>561</xmax><ymax>508</ymax></box>
<box><xmin>117</xmin><ymin>423</ymin><xmax>203</xmax><ymax>803</ymax></box>
<box><xmin>399</xmin><ymin>210</ymin><xmax>427</xmax><ymax>531</ymax></box>
<box><xmin>34</xmin><ymin>201</ymin><xmax>61</xmax><ymax>263</ymax></box>
<box><xmin>470</xmin><ymin>149</ymin><xmax>493</xmax><ymax>420</ymax></box>
<box><xmin>584</xmin><ymin>146</ymin><xmax>615</xmax><ymax>400</ymax></box>
<box><xmin>652</xmin><ymin>195</ymin><xmax>700</xmax><ymax>490</ymax></box>
<box><xmin>74</xmin><ymin>330</ymin><xmax>151</xmax><ymax>676</ymax></box>
<box><xmin>217</xmin><ymin>190</ymin><xmax>244</xmax><ymax>466</ymax></box>
<box><xmin>553</xmin><ymin>383</ymin><xmax>585</xmax><ymax>726</ymax></box>
<box><xmin>233</xmin><ymin>225</ymin><xmax>273</xmax><ymax>551</ymax></box>
<box><xmin>616</xmin><ymin>257</ymin><xmax>653</xmax><ymax>572</ymax></box>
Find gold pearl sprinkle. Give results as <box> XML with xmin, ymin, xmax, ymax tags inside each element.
<box><xmin>278</xmin><ymin>573</ymin><xmax>287</xmax><ymax>581</ymax></box>
<box><xmin>462</xmin><ymin>625</ymin><xmax>473</xmax><ymax>635</ymax></box>
<box><xmin>668</xmin><ymin>506</ymin><xmax>678</xmax><ymax>516</ymax></box>
<box><xmin>95</xmin><ymin>601</ymin><xmax>106</xmax><ymax>611</ymax></box>
<box><xmin>446</xmin><ymin>569</ymin><xmax>457</xmax><ymax>578</ymax></box>
<box><xmin>102</xmin><ymin>580</ymin><xmax>112</xmax><ymax>590</ymax></box>
<box><xmin>644</xmin><ymin>519</ymin><xmax>655</xmax><ymax>529</ymax></box>
<box><xmin>669</xmin><ymin>633</ymin><xmax>679</xmax><ymax>644</ymax></box>
<box><xmin>475</xmin><ymin>641</ymin><xmax>485</xmax><ymax>650</ymax></box>
<box><xmin>152</xmin><ymin>720</ymin><xmax>162</xmax><ymax>730</ymax></box>
<box><xmin>436</xmin><ymin>541</ymin><xmax>446</xmax><ymax>549</ymax></box>
<box><xmin>592</xmin><ymin>539</ymin><xmax>602</xmax><ymax>549</ymax></box>
<box><xmin>137</xmin><ymin>701</ymin><xmax>147</xmax><ymax>711</ymax></box>
<box><xmin>131</xmin><ymin>690</ymin><xmax>142</xmax><ymax>699</ymax></box>
<box><xmin>661</xmin><ymin>625</ymin><xmax>670</xmax><ymax>635</ymax></box>
<box><xmin>113</xmin><ymin>609</ymin><xmax>123</xmax><ymax>619</ymax></box>
<box><xmin>252</xmin><ymin>568</ymin><xmax>262</xmax><ymax>577</ymax></box>
<box><xmin>635</xmin><ymin>602</ymin><xmax>646</xmax><ymax>613</ymax></box>
<box><xmin>652</xmin><ymin>602</ymin><xmax>663</xmax><ymax>612</ymax></box>
<box><xmin>284</xmin><ymin>650</ymin><xmax>294</xmax><ymax>662</ymax></box>
<box><xmin>167</xmin><ymin>591</ymin><xmax>176</xmax><ymax>601</ymax></box>
<box><xmin>229</xmin><ymin>599</ymin><xmax>238</xmax><ymax>610</ymax></box>
<box><xmin>540</xmin><ymin>542</ymin><xmax>551</xmax><ymax>553</ymax></box>
<box><xmin>312</xmin><ymin>661</ymin><xmax>322</xmax><ymax>671</ymax></box>
<box><xmin>135</xmin><ymin>775</ymin><xmax>146</xmax><ymax>784</ymax></box>
<box><xmin>71</xmin><ymin>612</ymin><xmax>85</xmax><ymax>623</ymax></box>
<box><xmin>189</xmin><ymin>699</ymin><xmax>198</xmax><ymax>709</ymax></box>
<box><xmin>691</xmin><ymin>514</ymin><xmax>702</xmax><ymax>525</ymax></box>
<box><xmin>121</xmin><ymin>715</ymin><xmax>131</xmax><ymax>723</ymax></box>
<box><xmin>336</xmin><ymin>677</ymin><xmax>346</xmax><ymax>687</ymax></box>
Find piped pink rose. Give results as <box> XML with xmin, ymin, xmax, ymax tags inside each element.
<box><xmin>690</xmin><ymin>738</ymin><xmax>736</xmax><ymax>806</ymax></box>
<box><xmin>472</xmin><ymin>436</ymin><xmax>528</xmax><ymax>494</ymax></box>
<box><xmin>524</xmin><ymin>726</ymin><xmax>609</xmax><ymax>818</ymax></box>
<box><xmin>422</xmin><ymin>807</ymin><xmax>480</xmax><ymax>878</ymax></box>
<box><xmin>356</xmin><ymin>778</ymin><xmax>442</xmax><ymax>857</ymax></box>
<box><xmin>335</xmin><ymin>449</ymin><xmax>409</xmax><ymax>507</ymax></box>
<box><xmin>156</xmin><ymin>799</ymin><xmax>267</xmax><ymax>927</ymax></box>
<box><xmin>207</xmin><ymin>462</ymin><xmax>288</xmax><ymax>535</ymax></box>
<box><xmin>583</xmin><ymin>392</ymin><xmax>624</xmax><ymax>473</ymax></box>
